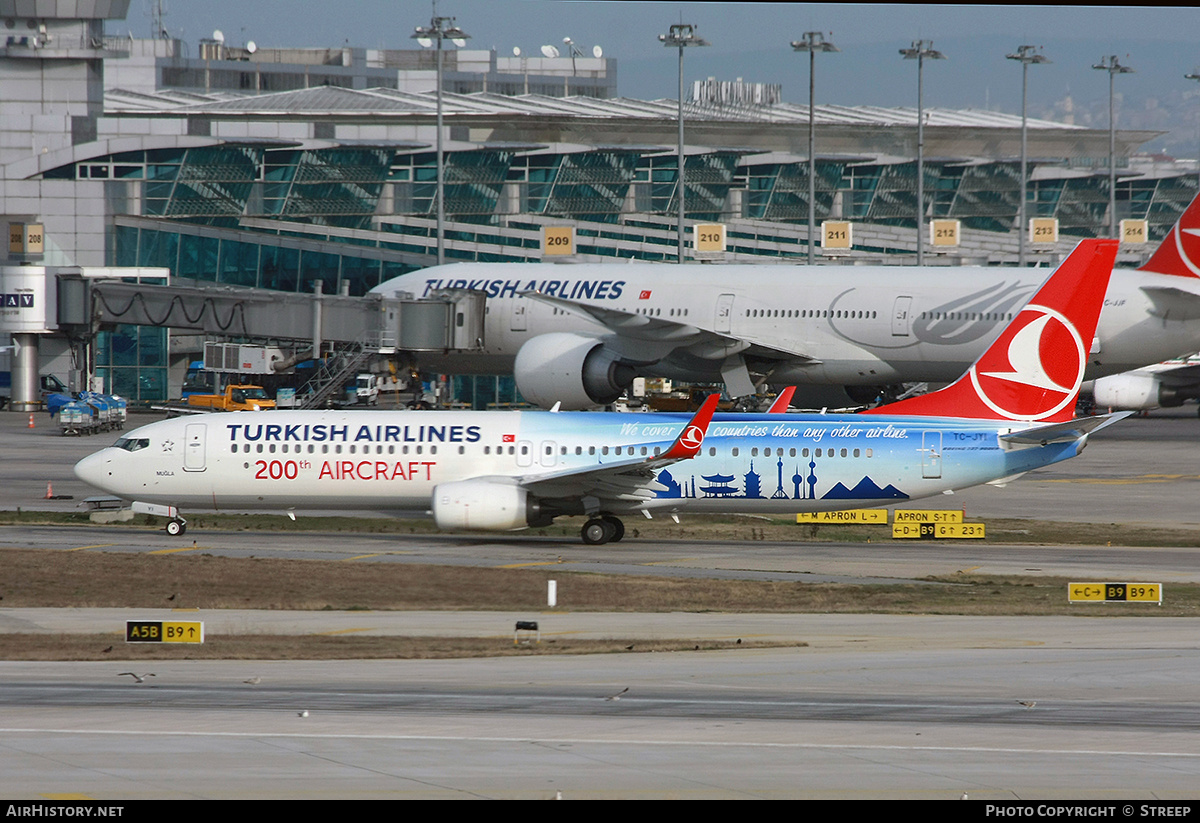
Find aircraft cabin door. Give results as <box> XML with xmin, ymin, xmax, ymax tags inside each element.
<box><xmin>184</xmin><ymin>423</ymin><xmax>207</xmax><ymax>472</ymax></box>
<box><xmin>715</xmin><ymin>293</ymin><xmax>735</xmax><ymax>334</ymax></box>
<box><xmin>892</xmin><ymin>296</ymin><xmax>913</xmax><ymax>337</ymax></box>
<box><xmin>921</xmin><ymin>430</ymin><xmax>942</xmax><ymax>479</ymax></box>
<box><xmin>510</xmin><ymin>301</ymin><xmax>527</xmax><ymax>332</ymax></box>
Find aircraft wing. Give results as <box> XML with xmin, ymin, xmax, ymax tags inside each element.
<box><xmin>518</xmin><ymin>395</ymin><xmax>718</xmax><ymax>503</ymax></box>
<box><xmin>1147</xmin><ymin>361</ymin><xmax>1200</xmax><ymax>386</ymax></box>
<box><xmin>521</xmin><ymin>290</ymin><xmax>818</xmax><ymax>363</ymax></box>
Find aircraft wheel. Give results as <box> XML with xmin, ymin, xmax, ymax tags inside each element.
<box><xmin>602</xmin><ymin>515</ymin><xmax>625</xmax><ymax>542</ymax></box>
<box><xmin>166</xmin><ymin>519</ymin><xmax>187</xmax><ymax>537</ymax></box>
<box><xmin>581</xmin><ymin>518</ymin><xmax>614</xmax><ymax>545</ymax></box>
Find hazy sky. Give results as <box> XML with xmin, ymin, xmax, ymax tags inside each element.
<box><xmin>132</xmin><ymin>3</ymin><xmax>1200</xmax><ymax>152</ymax></box>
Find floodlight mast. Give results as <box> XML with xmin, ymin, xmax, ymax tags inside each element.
<box><xmin>413</xmin><ymin>16</ymin><xmax>470</xmax><ymax>266</ymax></box>
<box><xmin>659</xmin><ymin>23</ymin><xmax>709</xmax><ymax>264</ymax></box>
<box><xmin>791</xmin><ymin>32</ymin><xmax>838</xmax><ymax>265</ymax></box>
<box><xmin>900</xmin><ymin>40</ymin><xmax>945</xmax><ymax>266</ymax></box>
<box><xmin>1092</xmin><ymin>55</ymin><xmax>1134</xmax><ymax>240</ymax></box>
<box><xmin>1186</xmin><ymin>69</ymin><xmax>1200</xmax><ymax>191</ymax></box>
<box><xmin>1006</xmin><ymin>45</ymin><xmax>1050</xmax><ymax>267</ymax></box>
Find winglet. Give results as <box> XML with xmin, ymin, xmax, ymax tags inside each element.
<box><xmin>660</xmin><ymin>394</ymin><xmax>720</xmax><ymax>459</ymax></box>
<box><xmin>1139</xmin><ymin>191</ymin><xmax>1200</xmax><ymax>278</ymax></box>
<box><xmin>766</xmin><ymin>387</ymin><xmax>796</xmax><ymax>414</ymax></box>
<box><xmin>862</xmin><ymin>239</ymin><xmax>1119</xmax><ymax>423</ymax></box>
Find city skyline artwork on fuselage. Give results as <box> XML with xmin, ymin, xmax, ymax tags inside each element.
<box><xmin>652</xmin><ymin>452</ymin><xmax>907</xmax><ymax>502</ymax></box>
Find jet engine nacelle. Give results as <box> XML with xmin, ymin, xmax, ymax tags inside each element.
<box><xmin>514</xmin><ymin>332</ymin><xmax>637</xmax><ymax>409</ymax></box>
<box><xmin>1092</xmin><ymin>373</ymin><xmax>1181</xmax><ymax>410</ymax></box>
<box><xmin>432</xmin><ymin>478</ymin><xmax>538</xmax><ymax>532</ymax></box>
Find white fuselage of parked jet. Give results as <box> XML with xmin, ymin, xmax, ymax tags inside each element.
<box><xmin>373</xmin><ymin>262</ymin><xmax>1200</xmax><ymax>407</ymax></box>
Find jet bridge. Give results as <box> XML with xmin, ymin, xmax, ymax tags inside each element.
<box><xmin>3</xmin><ymin>266</ymin><xmax>486</xmax><ymax>408</ymax></box>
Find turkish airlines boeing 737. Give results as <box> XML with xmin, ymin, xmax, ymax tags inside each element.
<box><xmin>75</xmin><ymin>240</ymin><xmax>1123</xmax><ymax>544</ymax></box>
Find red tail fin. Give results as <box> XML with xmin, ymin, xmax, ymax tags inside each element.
<box><xmin>767</xmin><ymin>386</ymin><xmax>796</xmax><ymax>413</ymax></box>
<box><xmin>1139</xmin><ymin>192</ymin><xmax>1200</xmax><ymax>278</ymax></box>
<box><xmin>862</xmin><ymin>239</ymin><xmax>1119</xmax><ymax>423</ymax></box>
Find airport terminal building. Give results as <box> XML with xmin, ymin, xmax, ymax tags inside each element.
<box><xmin>1</xmin><ymin>1</ymin><xmax>1196</xmax><ymax>404</ymax></box>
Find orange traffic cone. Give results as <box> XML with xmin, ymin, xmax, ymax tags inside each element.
<box><xmin>27</xmin><ymin>414</ymin><xmax>34</xmax><ymax>428</ymax></box>
<box><xmin>44</xmin><ymin>482</ymin><xmax>53</xmax><ymax>499</ymax></box>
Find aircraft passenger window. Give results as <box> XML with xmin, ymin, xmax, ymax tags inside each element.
<box><xmin>708</xmin><ymin>447</ymin><xmax>715</xmax><ymax>456</ymax></box>
<box><xmin>816</xmin><ymin>449</ymin><xmax>822</xmax><ymax>457</ymax></box>
<box><xmin>508</xmin><ymin>446</ymin><xmax>515</xmax><ymax>455</ymax></box>
<box><xmin>269</xmin><ymin>445</ymin><xmax>276</xmax><ymax>453</ymax></box>
<box><xmin>561</xmin><ymin>447</ymin><xmax>567</xmax><ymax>455</ymax></box>
<box><xmin>430</xmin><ymin>446</ymin><xmax>437</xmax><ymax>455</ymax></box>
<box><xmin>484</xmin><ymin>446</ymin><xmax>490</xmax><ymax>455</ymax></box>
<box><xmin>349</xmin><ymin>446</ymin><xmax>355</xmax><ymax>454</ymax></box>
<box><xmin>322</xmin><ymin>445</ymin><xmax>328</xmax><ymax>454</ymax></box>
<box><xmin>335</xmin><ymin>445</ymin><xmax>342</xmax><ymax>454</ymax></box>
<box><xmin>732</xmin><ymin>448</ymin><xmax>739</xmax><ymax>456</ymax></box>
<box><xmin>866</xmin><ymin>449</ymin><xmax>873</xmax><ymax>457</ymax></box>
<box><xmin>789</xmin><ymin>448</ymin><xmax>796</xmax><ymax>457</ymax></box>
<box><xmin>601</xmin><ymin>446</ymin><xmax>609</xmax><ymax>455</ymax></box>
<box><xmin>615</xmin><ymin>446</ymin><xmax>621</xmax><ymax>455</ymax></box>
<box><xmin>575</xmin><ymin>446</ymin><xmax>582</xmax><ymax>455</ymax></box>
<box><xmin>402</xmin><ymin>446</ymin><xmax>409</xmax><ymax>454</ymax></box>
<box><xmin>588</xmin><ymin>446</ymin><xmax>595</xmax><ymax>455</ymax></box>
<box><xmin>841</xmin><ymin>448</ymin><xmax>847</xmax><ymax>457</ymax></box>
<box><xmin>655</xmin><ymin>447</ymin><xmax>662</xmax><ymax>456</ymax></box>
<box><xmin>803</xmin><ymin>449</ymin><xmax>810</xmax><ymax>457</ymax></box>
<box><xmin>256</xmin><ymin>444</ymin><xmax>264</xmax><ymax>453</ymax></box>
<box><xmin>417</xmin><ymin>446</ymin><xmax>423</xmax><ymax>454</ymax></box>
<box><xmin>459</xmin><ymin>446</ymin><xmax>465</xmax><ymax>454</ymax></box>
<box><xmin>308</xmin><ymin>445</ymin><xmax>314</xmax><ymax>454</ymax></box>
<box><xmin>751</xmin><ymin>448</ymin><xmax>758</xmax><ymax>456</ymax></box>
<box><xmin>230</xmin><ymin>444</ymin><xmax>237</xmax><ymax>453</ymax></box>
<box><xmin>641</xmin><ymin>447</ymin><xmax>647</xmax><ymax>455</ymax></box>
<box><xmin>854</xmin><ymin>449</ymin><xmax>860</xmax><ymax>457</ymax></box>
<box><xmin>545</xmin><ymin>446</ymin><xmax>552</xmax><ymax>455</ymax></box>
<box><xmin>388</xmin><ymin>446</ymin><xmax>394</xmax><ymax>454</ymax></box>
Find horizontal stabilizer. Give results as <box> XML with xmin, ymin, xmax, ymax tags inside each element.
<box><xmin>998</xmin><ymin>412</ymin><xmax>1130</xmax><ymax>450</ymax></box>
<box><xmin>1141</xmin><ymin>285</ymin><xmax>1200</xmax><ymax>321</ymax></box>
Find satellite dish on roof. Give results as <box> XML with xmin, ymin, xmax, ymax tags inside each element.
<box><xmin>593</xmin><ymin>45</ymin><xmax>603</xmax><ymax>58</ymax></box>
<box><xmin>246</xmin><ymin>40</ymin><xmax>257</xmax><ymax>54</ymax></box>
<box><xmin>541</xmin><ymin>44</ymin><xmax>560</xmax><ymax>59</ymax></box>
<box><xmin>512</xmin><ymin>46</ymin><xmax>521</xmax><ymax>56</ymax></box>
<box><xmin>212</xmin><ymin>29</ymin><xmax>225</xmax><ymax>44</ymax></box>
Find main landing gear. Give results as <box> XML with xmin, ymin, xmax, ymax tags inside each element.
<box><xmin>581</xmin><ymin>514</ymin><xmax>625</xmax><ymax>545</ymax></box>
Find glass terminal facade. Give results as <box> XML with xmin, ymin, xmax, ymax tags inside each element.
<box><xmin>41</xmin><ymin>137</ymin><xmax>1198</xmax><ymax>405</ymax></box>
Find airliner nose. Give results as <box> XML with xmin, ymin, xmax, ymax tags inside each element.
<box><xmin>74</xmin><ymin>451</ymin><xmax>114</xmax><ymax>493</ymax></box>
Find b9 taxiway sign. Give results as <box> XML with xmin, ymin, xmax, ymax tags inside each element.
<box><xmin>126</xmin><ymin>620</ymin><xmax>205</xmax><ymax>643</ymax></box>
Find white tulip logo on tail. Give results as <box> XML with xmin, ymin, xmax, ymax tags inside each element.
<box><xmin>678</xmin><ymin>425</ymin><xmax>705</xmax><ymax>450</ymax></box>
<box><xmin>969</xmin><ymin>305</ymin><xmax>1085</xmax><ymax>421</ymax></box>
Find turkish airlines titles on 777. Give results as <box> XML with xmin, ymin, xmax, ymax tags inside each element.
<box><xmin>74</xmin><ymin>240</ymin><xmax>1125</xmax><ymax>545</ymax></box>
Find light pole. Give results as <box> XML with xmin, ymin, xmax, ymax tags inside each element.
<box><xmin>791</xmin><ymin>32</ymin><xmax>838</xmax><ymax>265</ymax></box>
<box><xmin>413</xmin><ymin>15</ymin><xmax>470</xmax><ymax>266</ymax></box>
<box><xmin>1092</xmin><ymin>55</ymin><xmax>1134</xmax><ymax>240</ymax></box>
<box><xmin>1007</xmin><ymin>45</ymin><xmax>1050</xmax><ymax>267</ymax></box>
<box><xmin>900</xmin><ymin>40</ymin><xmax>945</xmax><ymax>266</ymax></box>
<box><xmin>1185</xmin><ymin>69</ymin><xmax>1200</xmax><ymax>191</ymax></box>
<box><xmin>659</xmin><ymin>23</ymin><xmax>709</xmax><ymax>263</ymax></box>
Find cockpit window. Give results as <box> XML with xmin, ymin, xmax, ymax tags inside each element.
<box><xmin>113</xmin><ymin>437</ymin><xmax>150</xmax><ymax>452</ymax></box>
